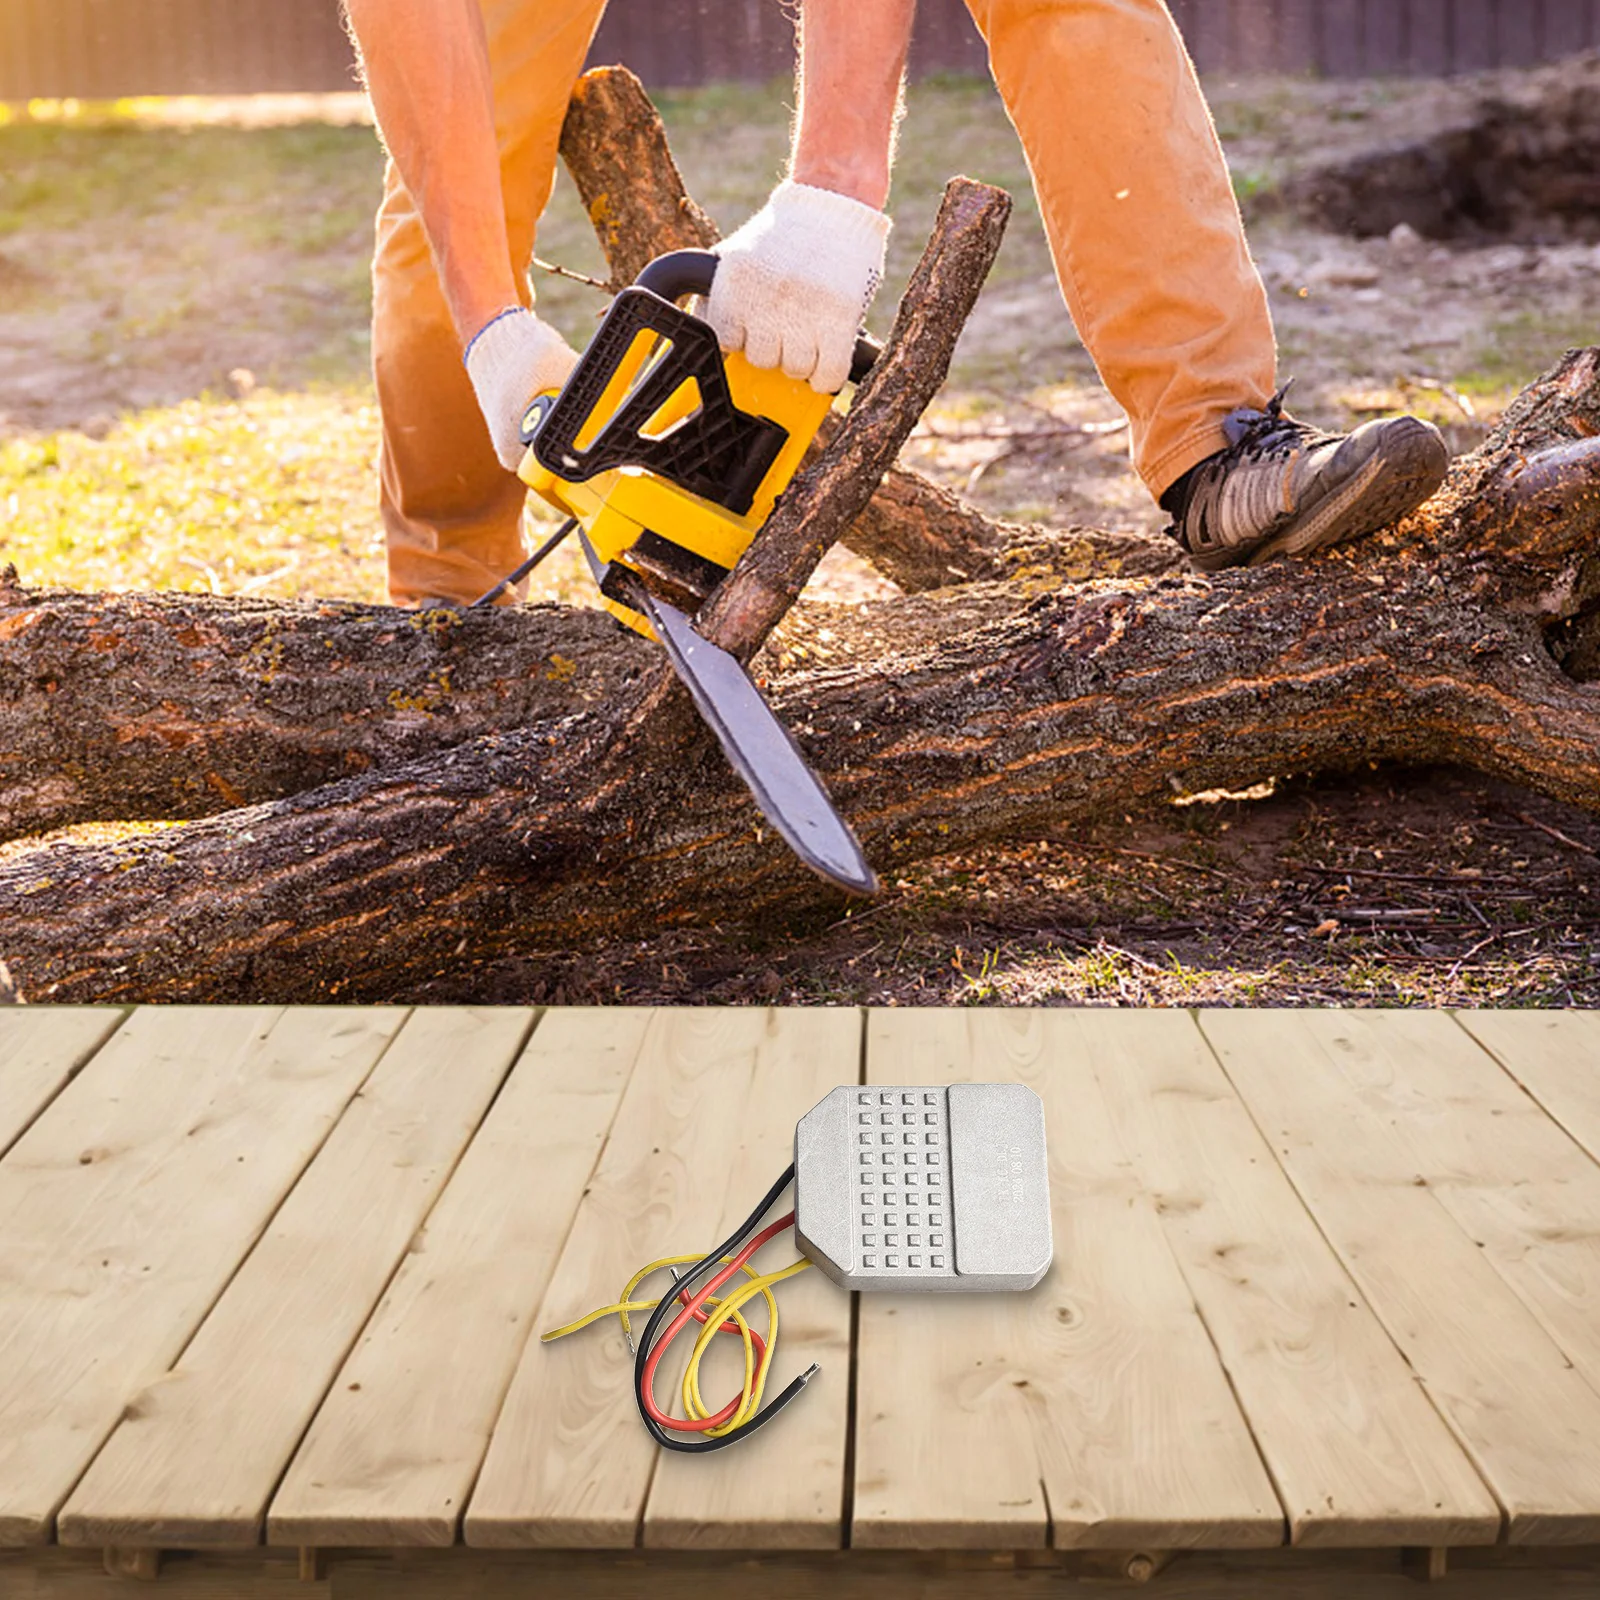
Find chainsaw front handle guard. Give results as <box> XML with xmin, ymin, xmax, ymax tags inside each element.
<box><xmin>635</xmin><ymin>250</ymin><xmax>882</xmax><ymax>388</ymax></box>
<box><xmin>517</xmin><ymin>250</ymin><xmax>882</xmax><ymax>455</ymax></box>
<box><xmin>528</xmin><ymin>285</ymin><xmax>790</xmax><ymax>514</ymax></box>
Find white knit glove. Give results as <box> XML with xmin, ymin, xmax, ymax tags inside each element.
<box><xmin>706</xmin><ymin>180</ymin><xmax>890</xmax><ymax>395</ymax></box>
<box><xmin>464</xmin><ymin>307</ymin><xmax>580</xmax><ymax>471</ymax></box>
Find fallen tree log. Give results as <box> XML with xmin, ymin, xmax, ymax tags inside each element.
<box><xmin>0</xmin><ymin>69</ymin><xmax>1166</xmax><ymax>841</ymax></box>
<box><xmin>1</xmin><ymin>569</ymin><xmax>1107</xmax><ymax>842</ymax></box>
<box><xmin>3</xmin><ymin>343</ymin><xmax>1597</xmax><ymax>1003</ymax></box>
<box><xmin>0</xmin><ymin>531</ymin><xmax>1170</xmax><ymax>842</ymax></box>
<box><xmin>0</xmin><ymin>176</ymin><xmax>1016</xmax><ymax>999</ymax></box>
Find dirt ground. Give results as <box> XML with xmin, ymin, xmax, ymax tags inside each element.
<box><xmin>1</xmin><ymin>60</ymin><xmax>1597</xmax><ymax>1005</ymax></box>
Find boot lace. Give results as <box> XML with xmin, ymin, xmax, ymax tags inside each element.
<box><xmin>1168</xmin><ymin>382</ymin><xmax>1337</xmax><ymax>551</ymax></box>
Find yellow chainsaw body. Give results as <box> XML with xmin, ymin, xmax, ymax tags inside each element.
<box><xmin>519</xmin><ymin>344</ymin><xmax>833</xmax><ymax>639</ymax></box>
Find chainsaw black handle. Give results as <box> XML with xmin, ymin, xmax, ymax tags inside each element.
<box><xmin>634</xmin><ymin>249</ymin><xmax>882</xmax><ymax>387</ymax></box>
<box><xmin>633</xmin><ymin>248</ymin><xmax>720</xmax><ymax>303</ymax></box>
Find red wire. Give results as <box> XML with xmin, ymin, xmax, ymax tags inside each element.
<box><xmin>640</xmin><ymin>1212</ymin><xmax>795</xmax><ymax>1433</ymax></box>
<box><xmin>681</xmin><ymin>1290</ymin><xmax>769</xmax><ymax>1375</ymax></box>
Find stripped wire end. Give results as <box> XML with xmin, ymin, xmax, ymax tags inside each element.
<box><xmin>538</xmin><ymin>1164</ymin><xmax>815</xmax><ymax>1453</ymax></box>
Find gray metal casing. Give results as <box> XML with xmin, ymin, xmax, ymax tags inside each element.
<box><xmin>794</xmin><ymin>1083</ymin><xmax>1052</xmax><ymax>1292</ymax></box>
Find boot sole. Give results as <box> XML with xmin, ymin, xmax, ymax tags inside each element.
<box><xmin>1244</xmin><ymin>419</ymin><xmax>1449</xmax><ymax>568</ymax></box>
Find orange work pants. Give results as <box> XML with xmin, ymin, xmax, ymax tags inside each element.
<box><xmin>372</xmin><ymin>0</ymin><xmax>1277</xmax><ymax>607</ymax></box>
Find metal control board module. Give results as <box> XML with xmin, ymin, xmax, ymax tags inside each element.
<box><xmin>794</xmin><ymin>1083</ymin><xmax>1052</xmax><ymax>1292</ymax></box>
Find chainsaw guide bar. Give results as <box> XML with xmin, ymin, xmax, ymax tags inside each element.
<box><xmin>514</xmin><ymin>248</ymin><xmax>882</xmax><ymax>896</ymax></box>
<box><xmin>580</xmin><ymin>528</ymin><xmax>878</xmax><ymax>897</ymax></box>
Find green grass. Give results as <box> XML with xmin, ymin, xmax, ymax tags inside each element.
<box><xmin>1460</xmin><ymin>308</ymin><xmax>1600</xmax><ymax>395</ymax></box>
<box><xmin>0</xmin><ymin>78</ymin><xmax>1049</xmax><ymax>602</ymax></box>
<box><xmin>1</xmin><ymin>77</ymin><xmax>1591</xmax><ymax>605</ymax></box>
<box><xmin>0</xmin><ymin>389</ymin><xmax>386</xmax><ymax>600</ymax></box>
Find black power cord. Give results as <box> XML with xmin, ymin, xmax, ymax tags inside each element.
<box><xmin>469</xmin><ymin>516</ymin><xmax>577</xmax><ymax>609</ymax></box>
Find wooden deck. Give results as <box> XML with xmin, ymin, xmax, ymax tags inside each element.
<box><xmin>2</xmin><ymin>1006</ymin><xmax>1599</xmax><ymax>1597</ymax></box>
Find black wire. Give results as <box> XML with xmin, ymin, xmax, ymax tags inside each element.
<box><xmin>632</xmin><ymin>1161</ymin><xmax>818</xmax><ymax>1454</ymax></box>
<box><xmin>468</xmin><ymin>516</ymin><xmax>577</xmax><ymax>609</ymax></box>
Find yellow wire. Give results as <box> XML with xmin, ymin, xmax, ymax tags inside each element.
<box><xmin>540</xmin><ymin>1249</ymin><xmax>811</xmax><ymax>1435</ymax></box>
<box><xmin>682</xmin><ymin>1260</ymin><xmax>811</xmax><ymax>1434</ymax></box>
<box><xmin>539</xmin><ymin>1251</ymin><xmax>729</xmax><ymax>1343</ymax></box>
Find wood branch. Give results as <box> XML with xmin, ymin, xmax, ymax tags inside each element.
<box><xmin>4</xmin><ymin>347</ymin><xmax>1599</xmax><ymax>1003</ymax></box>
<box><xmin>556</xmin><ymin>65</ymin><xmax>1155</xmax><ymax>595</ymax></box>
<box><xmin>558</xmin><ymin>67</ymin><xmax>718</xmax><ymax>288</ymax></box>
<box><xmin>818</xmin><ymin>417</ymin><xmax>1181</xmax><ymax>590</ymax></box>
<box><xmin>700</xmin><ymin>178</ymin><xmax>1012</xmax><ymax>662</ymax></box>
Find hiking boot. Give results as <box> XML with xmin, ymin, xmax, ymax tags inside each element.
<box><xmin>1163</xmin><ymin>386</ymin><xmax>1449</xmax><ymax>571</ymax></box>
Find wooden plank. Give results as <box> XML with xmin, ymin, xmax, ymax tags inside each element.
<box><xmin>1405</xmin><ymin>0</ymin><xmax>1453</xmax><ymax>75</ymax></box>
<box><xmin>1230</xmin><ymin>0</ymin><xmax>1280</xmax><ymax>72</ymax></box>
<box><xmin>20</xmin><ymin>1545</ymin><xmax>1600</xmax><ymax>1600</ymax></box>
<box><xmin>1319</xmin><ymin>0</ymin><xmax>1367</xmax><ymax>76</ymax></box>
<box><xmin>1275</xmin><ymin>0</ymin><xmax>1320</xmax><ymax>73</ymax></box>
<box><xmin>639</xmin><ymin>1009</ymin><xmax>858</xmax><ymax>1548</ymax></box>
<box><xmin>910</xmin><ymin>0</ymin><xmax>989</xmax><ymax>77</ymax></box>
<box><xmin>1189</xmin><ymin>0</ymin><xmax>1231</xmax><ymax>74</ymax></box>
<box><xmin>465</xmin><ymin>1008</ymin><xmax>859</xmax><ymax>1550</ymax></box>
<box><xmin>0</xmin><ymin>1009</ymin><xmax>123</xmax><ymax>1159</ymax></box>
<box><xmin>1200</xmin><ymin>1010</ymin><xmax>1600</xmax><ymax>1544</ymax></box>
<box><xmin>7</xmin><ymin>1545</ymin><xmax>1600</xmax><ymax>1600</ymax></box>
<box><xmin>1165</xmin><ymin>0</ymin><xmax>1201</xmax><ymax>64</ymax></box>
<box><xmin>0</xmin><ymin>1006</ymin><xmax>405</xmax><ymax>1546</ymax></box>
<box><xmin>1543</xmin><ymin>0</ymin><xmax>1596</xmax><ymax>53</ymax></box>
<box><xmin>265</xmin><ymin>1008</ymin><xmax>653</xmax><ymax>1549</ymax></box>
<box><xmin>1066</xmin><ymin>1009</ymin><xmax>1499</xmax><ymax>1548</ymax></box>
<box><xmin>1261</xmin><ymin>1011</ymin><xmax>1600</xmax><ymax>1403</ymax></box>
<box><xmin>1495</xmin><ymin>0</ymin><xmax>1544</xmax><ymax>65</ymax></box>
<box><xmin>851</xmin><ymin>1009</ymin><xmax>1281</xmax><ymax>1551</ymax></box>
<box><xmin>58</xmin><ymin>1008</ymin><xmax>538</xmax><ymax>1549</ymax></box>
<box><xmin>1454</xmin><ymin>1011</ymin><xmax>1600</xmax><ymax>1164</ymax></box>
<box><xmin>1364</xmin><ymin>0</ymin><xmax>1406</xmax><ymax>74</ymax></box>
<box><xmin>1451</xmin><ymin>0</ymin><xmax>1497</xmax><ymax>70</ymax></box>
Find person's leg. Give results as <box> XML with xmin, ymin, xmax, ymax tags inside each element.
<box><xmin>962</xmin><ymin>0</ymin><xmax>1276</xmax><ymax>500</ymax></box>
<box><xmin>962</xmin><ymin>0</ymin><xmax>1448</xmax><ymax>568</ymax></box>
<box><xmin>372</xmin><ymin>0</ymin><xmax>609</xmax><ymax>608</ymax></box>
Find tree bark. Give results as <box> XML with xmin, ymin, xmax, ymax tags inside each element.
<box><xmin>557</xmin><ymin>66</ymin><xmax>720</xmax><ymax>289</ymax></box>
<box><xmin>0</xmin><ymin>577</ymin><xmax>647</xmax><ymax>840</ymax></box>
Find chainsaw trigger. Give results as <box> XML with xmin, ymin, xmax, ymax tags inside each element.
<box><xmin>520</xmin><ymin>392</ymin><xmax>558</xmax><ymax>447</ymax></box>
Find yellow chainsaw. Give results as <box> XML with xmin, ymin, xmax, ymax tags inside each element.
<box><xmin>482</xmin><ymin>250</ymin><xmax>881</xmax><ymax>895</ymax></box>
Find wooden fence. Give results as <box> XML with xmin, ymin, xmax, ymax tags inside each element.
<box><xmin>2</xmin><ymin>0</ymin><xmax>1598</xmax><ymax>101</ymax></box>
